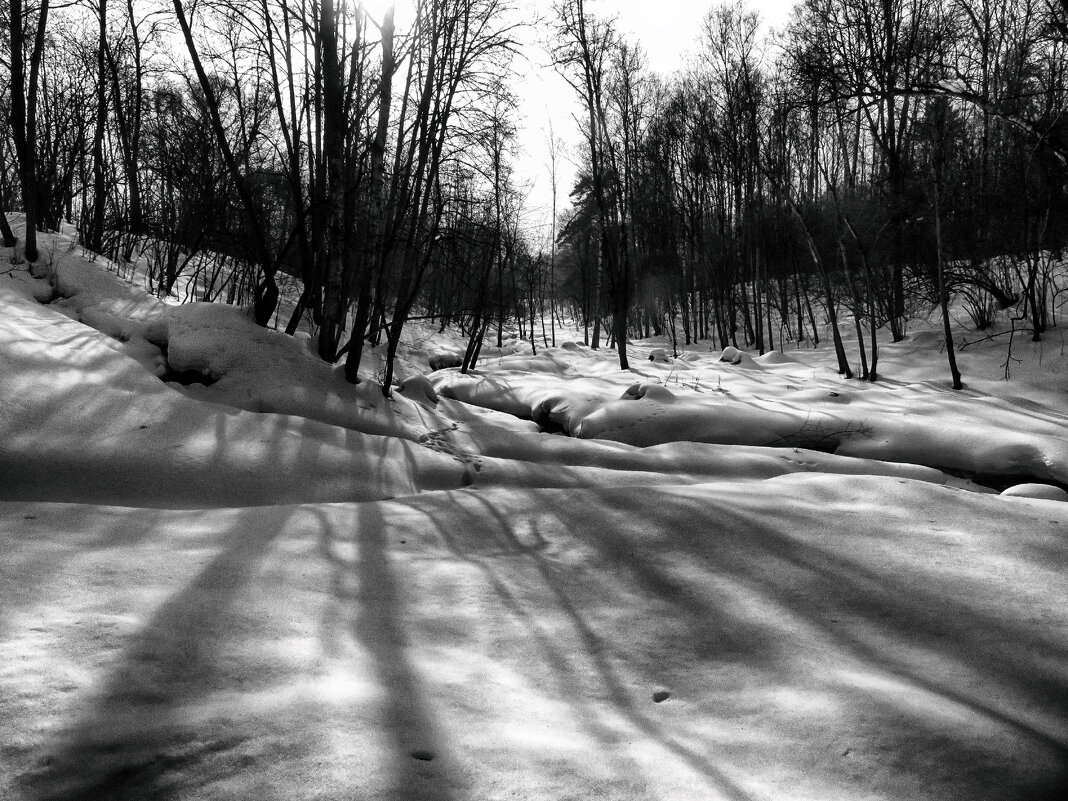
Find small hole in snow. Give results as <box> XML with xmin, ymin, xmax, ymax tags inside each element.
<box><xmin>652</xmin><ymin>690</ymin><xmax>670</xmax><ymax>703</ymax></box>
<box><xmin>411</xmin><ymin>750</ymin><xmax>434</xmax><ymax>761</ymax></box>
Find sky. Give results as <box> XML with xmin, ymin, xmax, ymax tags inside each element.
<box><xmin>511</xmin><ymin>0</ymin><xmax>799</xmax><ymax>235</ymax></box>
<box><xmin>356</xmin><ymin>0</ymin><xmax>800</xmax><ymax>239</ymax></box>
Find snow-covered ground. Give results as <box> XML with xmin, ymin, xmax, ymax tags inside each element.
<box><xmin>1</xmin><ymin>231</ymin><xmax>1066</xmax><ymax>800</ymax></box>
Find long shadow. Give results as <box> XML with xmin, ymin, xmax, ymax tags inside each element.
<box><xmin>0</xmin><ymin>504</ymin><xmax>168</xmax><ymax>645</ymax></box>
<box><xmin>573</xmin><ymin>483</ymin><xmax>1068</xmax><ymax>799</ymax></box>
<box><xmin>419</xmin><ymin>482</ymin><xmax>1068</xmax><ymax>801</ymax></box>
<box><xmin>438</xmin><ymin>489</ymin><xmax>757</xmax><ymax>801</ymax></box>
<box><xmin>316</xmin><ymin>499</ymin><xmax>459</xmax><ymax>801</ymax></box>
<box><xmin>17</xmin><ymin>507</ymin><xmax>287</xmax><ymax>801</ymax></box>
<box><xmin>426</xmin><ymin>502</ymin><xmax>659</xmax><ymax>795</ymax></box>
<box><xmin>655</xmin><ymin>490</ymin><xmax>1068</xmax><ymax>718</ymax></box>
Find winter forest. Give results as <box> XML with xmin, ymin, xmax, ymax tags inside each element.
<box><xmin>2</xmin><ymin>0</ymin><xmax>1068</xmax><ymax>798</ymax></box>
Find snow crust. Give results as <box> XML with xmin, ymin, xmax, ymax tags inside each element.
<box><xmin>2</xmin><ymin>237</ymin><xmax>1067</xmax><ymax>801</ymax></box>
<box><xmin>1001</xmin><ymin>483</ymin><xmax>1068</xmax><ymax>502</ymax></box>
<box><xmin>431</xmin><ymin>336</ymin><xmax>1068</xmax><ymax>486</ymax></box>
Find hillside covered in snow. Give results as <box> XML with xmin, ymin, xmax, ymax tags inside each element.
<box><xmin>2</xmin><ymin>237</ymin><xmax>1067</xmax><ymax>801</ymax></box>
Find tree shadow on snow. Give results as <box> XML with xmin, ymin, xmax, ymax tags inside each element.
<box><xmin>16</xmin><ymin>508</ymin><xmax>291</xmax><ymax>801</ymax></box>
<box><xmin>425</xmin><ymin>491</ymin><xmax>759</xmax><ymax>801</ymax></box>
<box><xmin>316</xmin><ymin>500</ymin><xmax>460</xmax><ymax>801</ymax></box>
<box><xmin>604</xmin><ymin>487</ymin><xmax>1068</xmax><ymax>801</ymax></box>
<box><xmin>398</xmin><ymin>485</ymin><xmax>1068</xmax><ymax>801</ymax></box>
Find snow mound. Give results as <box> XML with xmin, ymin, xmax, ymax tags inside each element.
<box><xmin>159</xmin><ymin>302</ymin><xmax>271</xmax><ymax>382</ymax></box>
<box><xmin>0</xmin><ymin>286</ymin><xmax>468</xmax><ymax>504</ymax></box>
<box><xmin>489</xmin><ymin>352</ymin><xmax>573</xmax><ymax>374</ymax></box>
<box><xmin>755</xmin><ymin>350</ymin><xmax>796</xmax><ymax>365</ymax></box>
<box><xmin>621</xmin><ymin>382</ymin><xmax>677</xmax><ymax>403</ymax></box>
<box><xmin>719</xmin><ymin>345</ymin><xmax>760</xmax><ymax>368</ymax></box>
<box><xmin>428</xmin><ymin>351</ymin><xmax>463</xmax><ymax>371</ymax></box>
<box><xmin>647</xmin><ymin>348</ymin><xmax>670</xmax><ymax>362</ymax></box>
<box><xmin>1000</xmin><ymin>483</ymin><xmax>1068</xmax><ymax>502</ymax></box>
<box><xmin>397</xmin><ymin>374</ymin><xmax>439</xmax><ymax>404</ymax></box>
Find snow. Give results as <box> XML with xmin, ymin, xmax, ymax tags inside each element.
<box><xmin>2</xmin><ymin>233</ymin><xmax>1067</xmax><ymax>800</ymax></box>
<box><xmin>1000</xmin><ymin>483</ymin><xmax>1068</xmax><ymax>502</ymax></box>
<box><xmin>432</xmin><ymin>337</ymin><xmax>1068</xmax><ymax>486</ymax></box>
<box><xmin>939</xmin><ymin>78</ymin><xmax>969</xmax><ymax>94</ymax></box>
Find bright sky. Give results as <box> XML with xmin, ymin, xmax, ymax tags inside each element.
<box><xmin>514</xmin><ymin>0</ymin><xmax>798</xmax><ymax>237</ymax></box>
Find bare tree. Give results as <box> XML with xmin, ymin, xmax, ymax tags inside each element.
<box><xmin>172</xmin><ymin>0</ymin><xmax>279</xmax><ymax>325</ymax></box>
<box><xmin>83</xmin><ymin>0</ymin><xmax>108</xmax><ymax>254</ymax></box>
<box><xmin>8</xmin><ymin>0</ymin><xmax>51</xmax><ymax>262</ymax></box>
<box><xmin>103</xmin><ymin>0</ymin><xmax>157</xmax><ymax>260</ymax></box>
<box><xmin>343</xmin><ymin>4</ymin><xmax>396</xmax><ymax>382</ymax></box>
<box><xmin>373</xmin><ymin>0</ymin><xmax>519</xmax><ymax>394</ymax></box>
<box><xmin>461</xmin><ymin>75</ymin><xmax>518</xmax><ymax>372</ymax></box>
<box><xmin>545</xmin><ymin>120</ymin><xmax>560</xmax><ymax>347</ymax></box>
<box><xmin>554</xmin><ymin>0</ymin><xmax>633</xmax><ymax>368</ymax></box>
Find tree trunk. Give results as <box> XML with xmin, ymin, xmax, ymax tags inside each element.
<box><xmin>316</xmin><ymin>0</ymin><xmax>348</xmax><ymax>361</ymax></box>
<box><xmin>839</xmin><ymin>239</ymin><xmax>868</xmax><ymax>379</ymax></box>
<box><xmin>786</xmin><ymin>200</ymin><xmax>850</xmax><ymax>377</ymax></box>
<box><xmin>344</xmin><ymin>7</ymin><xmax>395</xmax><ymax>383</ymax></box>
<box><xmin>0</xmin><ymin>209</ymin><xmax>16</xmax><ymax>248</ymax></box>
<box><xmin>173</xmin><ymin>0</ymin><xmax>278</xmax><ymax>325</ymax></box>
<box><xmin>821</xmin><ymin>270</ymin><xmax>853</xmax><ymax>379</ymax></box>
<box><xmin>85</xmin><ymin>0</ymin><xmax>109</xmax><ymax>254</ymax></box>
<box><xmin>613</xmin><ymin>293</ymin><xmax>629</xmax><ymax>369</ymax></box>
<box><xmin>801</xmin><ymin>272</ymin><xmax>820</xmax><ymax>346</ymax></box>
<box><xmin>847</xmin><ymin>223</ymin><xmax>879</xmax><ymax>381</ymax></box>
<box><xmin>590</xmin><ymin>236</ymin><xmax>602</xmax><ymax>349</ymax></box>
<box><xmin>935</xmin><ymin>182</ymin><xmax>962</xmax><ymax>390</ymax></box>
<box><xmin>9</xmin><ymin>0</ymin><xmax>51</xmax><ymax>264</ymax></box>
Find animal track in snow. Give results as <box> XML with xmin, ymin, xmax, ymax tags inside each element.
<box><xmin>419</xmin><ymin>423</ymin><xmax>484</xmax><ymax>481</ymax></box>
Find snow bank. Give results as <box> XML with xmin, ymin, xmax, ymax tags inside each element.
<box><xmin>3</xmin><ymin>264</ymin><xmax>943</xmax><ymax>507</ymax></box>
<box><xmin>1001</xmin><ymin>483</ymin><xmax>1068</xmax><ymax>502</ymax></box>
<box><xmin>4</xmin><ymin>234</ymin><xmax>1068</xmax><ymax>801</ymax></box>
<box><xmin>4</xmin><ymin>474</ymin><xmax>1067</xmax><ymax>801</ymax></box>
<box><xmin>435</xmin><ymin>344</ymin><xmax>1068</xmax><ymax>485</ymax></box>
<box><xmin>0</xmin><ymin>285</ymin><xmax>467</xmax><ymax>505</ymax></box>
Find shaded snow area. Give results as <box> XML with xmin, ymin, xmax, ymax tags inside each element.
<box><xmin>2</xmin><ymin>243</ymin><xmax>1067</xmax><ymax>801</ymax></box>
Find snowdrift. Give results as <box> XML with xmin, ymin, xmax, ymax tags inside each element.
<box><xmin>432</xmin><ymin>342</ymin><xmax>1068</xmax><ymax>486</ymax></box>
<box><xmin>2</xmin><ymin>239</ymin><xmax>1067</xmax><ymax>801</ymax></box>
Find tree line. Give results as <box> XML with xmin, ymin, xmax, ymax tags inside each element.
<box><xmin>554</xmin><ymin>0</ymin><xmax>1068</xmax><ymax>388</ymax></box>
<box><xmin>3</xmin><ymin>0</ymin><xmax>1067</xmax><ymax>393</ymax></box>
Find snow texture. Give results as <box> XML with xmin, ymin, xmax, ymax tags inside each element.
<box><xmin>1</xmin><ymin>234</ymin><xmax>1067</xmax><ymax>801</ymax></box>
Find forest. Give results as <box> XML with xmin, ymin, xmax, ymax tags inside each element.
<box><xmin>3</xmin><ymin>1</ymin><xmax>1068</xmax><ymax>800</ymax></box>
<box><xmin>4</xmin><ymin>0</ymin><xmax>1068</xmax><ymax>390</ymax></box>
